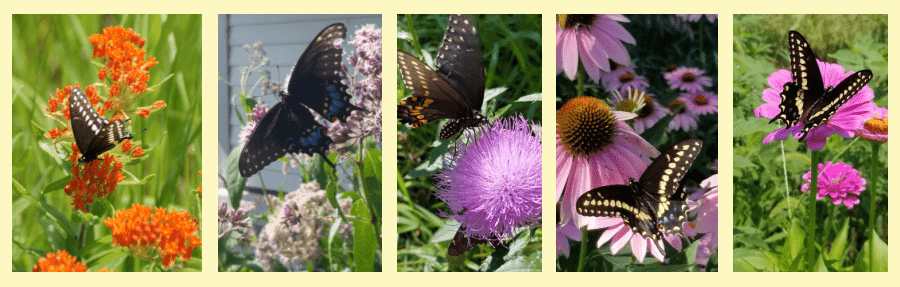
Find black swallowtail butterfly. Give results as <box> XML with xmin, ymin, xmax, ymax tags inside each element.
<box><xmin>576</xmin><ymin>139</ymin><xmax>702</xmax><ymax>241</ymax></box>
<box><xmin>239</xmin><ymin>23</ymin><xmax>362</xmax><ymax>178</ymax></box>
<box><xmin>69</xmin><ymin>87</ymin><xmax>136</xmax><ymax>162</ymax></box>
<box><xmin>398</xmin><ymin>14</ymin><xmax>487</xmax><ymax>140</ymax></box>
<box><xmin>769</xmin><ymin>31</ymin><xmax>873</xmax><ymax>142</ymax></box>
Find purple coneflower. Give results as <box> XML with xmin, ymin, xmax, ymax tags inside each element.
<box><xmin>685</xmin><ymin>174</ymin><xmax>718</xmax><ymax>271</ymax></box>
<box><xmin>677</xmin><ymin>14</ymin><xmax>717</xmax><ymax>23</ymax></box>
<box><xmin>667</xmin><ymin>98</ymin><xmax>699</xmax><ymax>132</ymax></box>
<box><xmin>556</xmin><ymin>220</ymin><xmax>581</xmax><ymax>258</ymax></box>
<box><xmin>434</xmin><ymin>115</ymin><xmax>542</xmax><ymax>242</ymax></box>
<box><xmin>610</xmin><ymin>88</ymin><xmax>666</xmax><ymax>134</ymax></box>
<box><xmin>855</xmin><ymin>106</ymin><xmax>888</xmax><ymax>143</ymax></box>
<box><xmin>601</xmin><ymin>65</ymin><xmax>649</xmax><ymax>93</ymax></box>
<box><xmin>666</xmin><ymin>67</ymin><xmax>713</xmax><ymax>93</ymax></box>
<box><xmin>801</xmin><ymin>161</ymin><xmax>866</xmax><ymax>209</ymax></box>
<box><xmin>755</xmin><ymin>59</ymin><xmax>875</xmax><ymax>150</ymax></box>
<box><xmin>682</xmin><ymin>91</ymin><xmax>718</xmax><ymax>116</ymax></box>
<box><xmin>556</xmin><ymin>14</ymin><xmax>635</xmax><ymax>83</ymax></box>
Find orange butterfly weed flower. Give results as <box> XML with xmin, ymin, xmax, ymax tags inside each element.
<box><xmin>64</xmin><ymin>146</ymin><xmax>125</xmax><ymax>213</ymax></box>
<box><xmin>131</xmin><ymin>147</ymin><xmax>144</xmax><ymax>157</ymax></box>
<box><xmin>121</xmin><ymin>139</ymin><xmax>133</xmax><ymax>152</ymax></box>
<box><xmin>89</xmin><ymin>26</ymin><xmax>166</xmax><ymax>118</ymax></box>
<box><xmin>105</xmin><ymin>204</ymin><xmax>202</xmax><ymax>268</ymax></box>
<box><xmin>32</xmin><ymin>250</ymin><xmax>113</xmax><ymax>272</ymax></box>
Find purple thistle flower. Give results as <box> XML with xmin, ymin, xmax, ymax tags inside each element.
<box><xmin>434</xmin><ymin>115</ymin><xmax>542</xmax><ymax>242</ymax></box>
<box><xmin>801</xmin><ymin>161</ymin><xmax>866</xmax><ymax>209</ymax></box>
<box><xmin>755</xmin><ymin>59</ymin><xmax>875</xmax><ymax>150</ymax></box>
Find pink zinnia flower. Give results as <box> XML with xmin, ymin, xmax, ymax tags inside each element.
<box><xmin>666</xmin><ymin>67</ymin><xmax>713</xmax><ymax>93</ymax></box>
<box><xmin>610</xmin><ymin>88</ymin><xmax>666</xmax><ymax>134</ymax></box>
<box><xmin>801</xmin><ymin>161</ymin><xmax>866</xmax><ymax>209</ymax></box>
<box><xmin>601</xmin><ymin>66</ymin><xmax>649</xmax><ymax>93</ymax></box>
<box><xmin>685</xmin><ymin>174</ymin><xmax>718</xmax><ymax>271</ymax></box>
<box><xmin>435</xmin><ymin>115</ymin><xmax>542</xmax><ymax>242</ymax></box>
<box><xmin>556</xmin><ymin>220</ymin><xmax>581</xmax><ymax>258</ymax></box>
<box><xmin>677</xmin><ymin>14</ymin><xmax>717</xmax><ymax>23</ymax></box>
<box><xmin>557</xmin><ymin>14</ymin><xmax>635</xmax><ymax>83</ymax></box>
<box><xmin>557</xmin><ymin>96</ymin><xmax>670</xmax><ymax>261</ymax></box>
<box><xmin>855</xmin><ymin>106</ymin><xmax>888</xmax><ymax>142</ymax></box>
<box><xmin>682</xmin><ymin>91</ymin><xmax>718</xmax><ymax>116</ymax></box>
<box><xmin>755</xmin><ymin>60</ymin><xmax>876</xmax><ymax>151</ymax></box>
<box><xmin>667</xmin><ymin>98</ymin><xmax>699</xmax><ymax>132</ymax></box>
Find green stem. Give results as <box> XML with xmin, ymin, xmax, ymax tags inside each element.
<box><xmin>577</xmin><ymin>227</ymin><xmax>588</xmax><ymax>272</ymax></box>
<box><xmin>807</xmin><ymin>150</ymin><xmax>819</xmax><ymax>271</ymax></box>
<box><xmin>577</xmin><ymin>64</ymin><xmax>585</xmax><ymax>96</ymax></box>
<box><xmin>869</xmin><ymin>143</ymin><xmax>878</xmax><ymax>271</ymax></box>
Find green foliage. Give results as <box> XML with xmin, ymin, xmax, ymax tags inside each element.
<box><xmin>396</xmin><ymin>14</ymin><xmax>543</xmax><ymax>272</ymax></box>
<box><xmin>732</xmin><ymin>15</ymin><xmax>888</xmax><ymax>272</ymax></box>
<box><xmin>11</xmin><ymin>14</ymin><xmax>202</xmax><ymax>272</ymax></box>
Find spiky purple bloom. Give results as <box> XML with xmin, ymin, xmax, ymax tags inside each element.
<box><xmin>801</xmin><ymin>161</ymin><xmax>866</xmax><ymax>209</ymax></box>
<box><xmin>755</xmin><ymin>59</ymin><xmax>875</xmax><ymax>150</ymax></box>
<box><xmin>434</xmin><ymin>115</ymin><xmax>542</xmax><ymax>242</ymax></box>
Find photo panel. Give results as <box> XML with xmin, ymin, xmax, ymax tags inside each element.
<box><xmin>217</xmin><ymin>14</ymin><xmax>382</xmax><ymax>272</ymax></box>
<box><xmin>555</xmin><ymin>14</ymin><xmax>719</xmax><ymax>272</ymax></box>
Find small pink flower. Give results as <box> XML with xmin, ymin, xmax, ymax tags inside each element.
<box><xmin>557</xmin><ymin>14</ymin><xmax>635</xmax><ymax>83</ymax></box>
<box><xmin>601</xmin><ymin>66</ymin><xmax>649</xmax><ymax>93</ymax></box>
<box><xmin>666</xmin><ymin>67</ymin><xmax>712</xmax><ymax>93</ymax></box>
<box><xmin>755</xmin><ymin>60</ymin><xmax>875</xmax><ymax>151</ymax></box>
<box><xmin>682</xmin><ymin>91</ymin><xmax>718</xmax><ymax>116</ymax></box>
<box><xmin>801</xmin><ymin>161</ymin><xmax>866</xmax><ymax>209</ymax></box>
<box><xmin>667</xmin><ymin>98</ymin><xmax>698</xmax><ymax>132</ymax></box>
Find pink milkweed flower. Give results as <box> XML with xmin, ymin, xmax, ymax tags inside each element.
<box><xmin>755</xmin><ymin>59</ymin><xmax>876</xmax><ymax>151</ymax></box>
<box><xmin>557</xmin><ymin>14</ymin><xmax>635</xmax><ymax>83</ymax></box>
<box><xmin>666</xmin><ymin>67</ymin><xmax>713</xmax><ymax>93</ymax></box>
<box><xmin>601</xmin><ymin>65</ymin><xmax>649</xmax><ymax>93</ymax></box>
<box><xmin>435</xmin><ymin>115</ymin><xmax>542</xmax><ymax>242</ymax></box>
<box><xmin>801</xmin><ymin>161</ymin><xmax>866</xmax><ymax>209</ymax></box>
<box><xmin>682</xmin><ymin>91</ymin><xmax>718</xmax><ymax>116</ymax></box>
<box><xmin>685</xmin><ymin>174</ymin><xmax>718</xmax><ymax>271</ymax></box>
<box><xmin>855</xmin><ymin>106</ymin><xmax>888</xmax><ymax>143</ymax></box>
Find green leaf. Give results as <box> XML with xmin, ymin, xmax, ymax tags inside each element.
<box><xmin>42</xmin><ymin>175</ymin><xmax>71</xmax><ymax>194</ymax></box>
<box><xmin>225</xmin><ymin>145</ymin><xmax>248</xmax><ymax>209</ymax></box>
<box><xmin>362</xmin><ymin>148</ymin><xmax>382</xmax><ymax>218</ymax></box>
<box><xmin>853</xmin><ymin>233</ymin><xmax>888</xmax><ymax>272</ymax></box>
<box><xmin>351</xmin><ymin>200</ymin><xmax>376</xmax><ymax>272</ymax></box>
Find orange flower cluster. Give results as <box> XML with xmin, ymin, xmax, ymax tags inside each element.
<box><xmin>32</xmin><ymin>250</ymin><xmax>112</xmax><ymax>272</ymax></box>
<box><xmin>64</xmin><ymin>145</ymin><xmax>125</xmax><ymax>212</ymax></box>
<box><xmin>105</xmin><ymin>204</ymin><xmax>202</xmax><ymax>268</ymax></box>
<box><xmin>89</xmin><ymin>26</ymin><xmax>158</xmax><ymax>95</ymax></box>
<box><xmin>43</xmin><ymin>84</ymin><xmax>105</xmax><ymax>142</ymax></box>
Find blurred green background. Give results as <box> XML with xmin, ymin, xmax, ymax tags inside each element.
<box><xmin>11</xmin><ymin>14</ymin><xmax>203</xmax><ymax>271</ymax></box>
<box><xmin>733</xmin><ymin>14</ymin><xmax>888</xmax><ymax>271</ymax></box>
<box><xmin>396</xmin><ymin>14</ymin><xmax>543</xmax><ymax>272</ymax></box>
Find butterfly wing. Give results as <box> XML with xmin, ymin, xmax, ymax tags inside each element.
<box><xmin>435</xmin><ymin>14</ymin><xmax>485</xmax><ymax>111</ymax></box>
<box><xmin>770</xmin><ymin>31</ymin><xmax>826</xmax><ymax>128</ymax></box>
<box><xmin>656</xmin><ymin>183</ymin><xmax>690</xmax><ymax>238</ymax></box>
<box><xmin>447</xmin><ymin>229</ymin><xmax>495</xmax><ymax>256</ymax></box>
<box><xmin>575</xmin><ymin>184</ymin><xmax>659</xmax><ymax>240</ymax></box>
<box><xmin>397</xmin><ymin>50</ymin><xmax>473</xmax><ymax>127</ymax></box>
<box><xmin>286</xmin><ymin>23</ymin><xmax>360</xmax><ymax>123</ymax></box>
<box><xmin>69</xmin><ymin>87</ymin><xmax>133</xmax><ymax>162</ymax></box>
<box><xmin>239</xmin><ymin>102</ymin><xmax>334</xmax><ymax>178</ymax></box>
<box><xmin>797</xmin><ymin>70</ymin><xmax>873</xmax><ymax>141</ymax></box>
<box><xmin>82</xmin><ymin>119</ymin><xmax>133</xmax><ymax>162</ymax></box>
<box><xmin>640</xmin><ymin>139</ymin><xmax>701</xmax><ymax>238</ymax></box>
